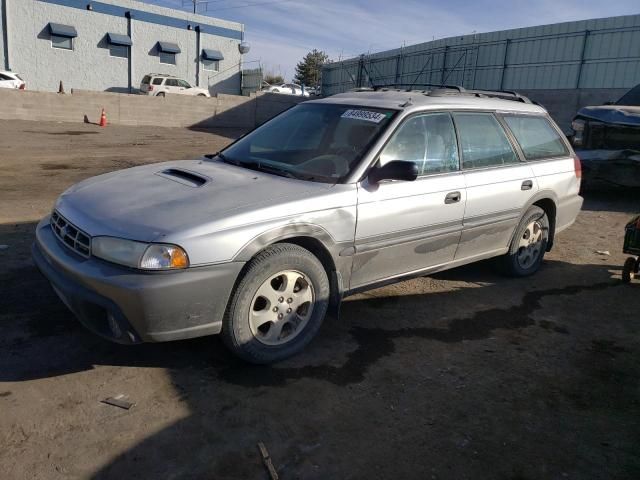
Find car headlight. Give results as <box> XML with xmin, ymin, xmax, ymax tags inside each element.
<box><xmin>570</xmin><ymin>119</ymin><xmax>585</xmax><ymax>147</ymax></box>
<box><xmin>91</xmin><ymin>237</ymin><xmax>189</xmax><ymax>270</ymax></box>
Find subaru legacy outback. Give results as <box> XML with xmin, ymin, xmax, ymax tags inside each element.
<box><xmin>33</xmin><ymin>87</ymin><xmax>583</xmax><ymax>363</ymax></box>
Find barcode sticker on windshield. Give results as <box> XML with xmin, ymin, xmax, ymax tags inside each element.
<box><xmin>341</xmin><ymin>109</ymin><xmax>387</xmax><ymax>123</ymax></box>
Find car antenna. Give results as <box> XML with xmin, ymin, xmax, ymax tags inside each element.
<box><xmin>400</xmin><ymin>98</ymin><xmax>412</xmax><ymax>107</ymax></box>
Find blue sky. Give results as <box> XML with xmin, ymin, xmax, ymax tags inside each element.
<box><xmin>144</xmin><ymin>0</ymin><xmax>639</xmax><ymax>80</ymax></box>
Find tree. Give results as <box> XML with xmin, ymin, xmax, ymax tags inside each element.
<box><xmin>263</xmin><ymin>74</ymin><xmax>284</xmax><ymax>85</ymax></box>
<box><xmin>294</xmin><ymin>49</ymin><xmax>329</xmax><ymax>87</ymax></box>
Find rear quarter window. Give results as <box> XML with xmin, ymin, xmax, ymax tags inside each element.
<box><xmin>503</xmin><ymin>115</ymin><xmax>568</xmax><ymax>161</ymax></box>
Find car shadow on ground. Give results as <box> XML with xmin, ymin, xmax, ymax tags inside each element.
<box><xmin>2</xmin><ymin>220</ymin><xmax>639</xmax><ymax>478</ymax></box>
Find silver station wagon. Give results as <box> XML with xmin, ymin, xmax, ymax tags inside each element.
<box><xmin>33</xmin><ymin>87</ymin><xmax>583</xmax><ymax>363</ymax></box>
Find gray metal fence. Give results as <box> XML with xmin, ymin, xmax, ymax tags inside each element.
<box><xmin>241</xmin><ymin>67</ymin><xmax>263</xmax><ymax>96</ymax></box>
<box><xmin>321</xmin><ymin>14</ymin><xmax>640</xmax><ymax>96</ymax></box>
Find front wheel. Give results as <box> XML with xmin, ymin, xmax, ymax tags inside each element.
<box><xmin>499</xmin><ymin>206</ymin><xmax>549</xmax><ymax>277</ymax></box>
<box><xmin>221</xmin><ymin>243</ymin><xmax>330</xmax><ymax>364</ymax></box>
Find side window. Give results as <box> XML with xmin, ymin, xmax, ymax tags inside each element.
<box><xmin>165</xmin><ymin>79</ymin><xmax>179</xmax><ymax>87</ymax></box>
<box><xmin>503</xmin><ymin>115</ymin><xmax>569</xmax><ymax>160</ymax></box>
<box><xmin>0</xmin><ymin>74</ymin><xmax>9</xmax><ymax>80</ymax></box>
<box><xmin>178</xmin><ymin>80</ymin><xmax>191</xmax><ymax>88</ymax></box>
<box><xmin>380</xmin><ymin>113</ymin><xmax>459</xmax><ymax>175</ymax></box>
<box><xmin>152</xmin><ymin>78</ymin><xmax>164</xmax><ymax>85</ymax></box>
<box><xmin>453</xmin><ymin>113</ymin><xmax>519</xmax><ymax>169</ymax></box>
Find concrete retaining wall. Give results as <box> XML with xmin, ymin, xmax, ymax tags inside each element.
<box><xmin>0</xmin><ymin>88</ymin><xmax>304</xmax><ymax>128</ymax></box>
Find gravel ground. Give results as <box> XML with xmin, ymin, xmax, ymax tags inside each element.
<box><xmin>0</xmin><ymin>120</ymin><xmax>638</xmax><ymax>480</ymax></box>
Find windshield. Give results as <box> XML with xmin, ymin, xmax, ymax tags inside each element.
<box><xmin>219</xmin><ymin>103</ymin><xmax>396</xmax><ymax>183</ymax></box>
<box><xmin>616</xmin><ymin>84</ymin><xmax>640</xmax><ymax>106</ymax></box>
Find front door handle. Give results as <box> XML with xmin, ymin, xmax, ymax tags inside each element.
<box><xmin>445</xmin><ymin>191</ymin><xmax>461</xmax><ymax>204</ymax></box>
<box><xmin>521</xmin><ymin>180</ymin><xmax>533</xmax><ymax>190</ymax></box>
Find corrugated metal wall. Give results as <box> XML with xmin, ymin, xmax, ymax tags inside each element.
<box><xmin>321</xmin><ymin>14</ymin><xmax>640</xmax><ymax>96</ymax></box>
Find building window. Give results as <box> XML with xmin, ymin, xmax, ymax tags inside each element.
<box><xmin>159</xmin><ymin>52</ymin><xmax>176</xmax><ymax>65</ymax></box>
<box><xmin>52</xmin><ymin>35</ymin><xmax>73</xmax><ymax>50</ymax></box>
<box><xmin>109</xmin><ymin>44</ymin><xmax>129</xmax><ymax>59</ymax></box>
<box><xmin>157</xmin><ymin>42</ymin><xmax>180</xmax><ymax>65</ymax></box>
<box><xmin>202</xmin><ymin>59</ymin><xmax>219</xmax><ymax>72</ymax></box>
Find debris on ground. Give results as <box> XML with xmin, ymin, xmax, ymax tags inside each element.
<box><xmin>595</xmin><ymin>250</ymin><xmax>611</xmax><ymax>256</ymax></box>
<box><xmin>257</xmin><ymin>442</ymin><xmax>279</xmax><ymax>480</ymax></box>
<box><xmin>100</xmin><ymin>395</ymin><xmax>134</xmax><ymax>410</ymax></box>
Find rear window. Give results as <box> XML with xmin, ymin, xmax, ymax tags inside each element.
<box><xmin>503</xmin><ymin>115</ymin><xmax>568</xmax><ymax>161</ymax></box>
<box><xmin>616</xmin><ymin>84</ymin><xmax>640</xmax><ymax>106</ymax></box>
<box><xmin>141</xmin><ymin>75</ymin><xmax>151</xmax><ymax>85</ymax></box>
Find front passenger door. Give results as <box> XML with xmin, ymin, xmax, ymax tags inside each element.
<box><xmin>352</xmin><ymin>112</ymin><xmax>466</xmax><ymax>289</ymax></box>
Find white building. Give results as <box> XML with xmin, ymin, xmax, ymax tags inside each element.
<box><xmin>0</xmin><ymin>0</ymin><xmax>247</xmax><ymax>94</ymax></box>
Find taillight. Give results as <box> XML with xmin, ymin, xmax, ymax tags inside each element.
<box><xmin>19</xmin><ymin>83</ymin><xmax>25</xmax><ymax>90</ymax></box>
<box><xmin>574</xmin><ymin>155</ymin><xmax>582</xmax><ymax>179</ymax></box>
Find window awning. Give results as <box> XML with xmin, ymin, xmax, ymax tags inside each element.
<box><xmin>107</xmin><ymin>33</ymin><xmax>132</xmax><ymax>46</ymax></box>
<box><xmin>157</xmin><ymin>42</ymin><xmax>181</xmax><ymax>54</ymax></box>
<box><xmin>48</xmin><ymin>23</ymin><xmax>78</xmax><ymax>38</ymax></box>
<box><xmin>202</xmin><ymin>49</ymin><xmax>224</xmax><ymax>61</ymax></box>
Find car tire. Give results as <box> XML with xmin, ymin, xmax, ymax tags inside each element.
<box><xmin>499</xmin><ymin>206</ymin><xmax>549</xmax><ymax>277</ymax></box>
<box><xmin>198</xmin><ymin>93</ymin><xmax>207</xmax><ymax>97</ymax></box>
<box><xmin>221</xmin><ymin>243</ymin><xmax>330</xmax><ymax>364</ymax></box>
<box><xmin>622</xmin><ymin>257</ymin><xmax>636</xmax><ymax>283</ymax></box>
<box><xmin>272</xmin><ymin>88</ymin><xmax>280</xmax><ymax>93</ymax></box>
<box><xmin>157</xmin><ymin>92</ymin><xmax>165</xmax><ymax>97</ymax></box>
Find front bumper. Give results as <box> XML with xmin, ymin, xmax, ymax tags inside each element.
<box><xmin>32</xmin><ymin>216</ymin><xmax>244</xmax><ymax>344</ymax></box>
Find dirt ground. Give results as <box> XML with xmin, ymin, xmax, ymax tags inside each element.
<box><xmin>0</xmin><ymin>120</ymin><xmax>639</xmax><ymax>480</ymax></box>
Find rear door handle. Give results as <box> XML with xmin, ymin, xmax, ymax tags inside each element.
<box><xmin>445</xmin><ymin>191</ymin><xmax>461</xmax><ymax>204</ymax></box>
<box><xmin>521</xmin><ymin>180</ymin><xmax>533</xmax><ymax>190</ymax></box>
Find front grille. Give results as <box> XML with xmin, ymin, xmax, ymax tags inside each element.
<box><xmin>50</xmin><ymin>210</ymin><xmax>91</xmax><ymax>258</ymax></box>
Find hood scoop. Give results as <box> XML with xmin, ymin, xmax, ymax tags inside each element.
<box><xmin>155</xmin><ymin>168</ymin><xmax>210</xmax><ymax>187</ymax></box>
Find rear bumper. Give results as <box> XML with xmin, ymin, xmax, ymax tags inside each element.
<box><xmin>32</xmin><ymin>216</ymin><xmax>244</xmax><ymax>343</ymax></box>
<box><xmin>556</xmin><ymin>195</ymin><xmax>584</xmax><ymax>234</ymax></box>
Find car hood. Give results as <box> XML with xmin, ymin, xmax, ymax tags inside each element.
<box><xmin>55</xmin><ymin>159</ymin><xmax>334</xmax><ymax>242</ymax></box>
<box><xmin>576</xmin><ymin>105</ymin><xmax>640</xmax><ymax>127</ymax></box>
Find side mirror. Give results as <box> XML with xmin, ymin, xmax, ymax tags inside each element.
<box><xmin>368</xmin><ymin>160</ymin><xmax>418</xmax><ymax>184</ymax></box>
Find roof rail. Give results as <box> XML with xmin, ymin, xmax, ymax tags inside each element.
<box><xmin>429</xmin><ymin>87</ymin><xmax>532</xmax><ymax>104</ymax></box>
<box><xmin>371</xmin><ymin>83</ymin><xmax>465</xmax><ymax>92</ymax></box>
<box><xmin>348</xmin><ymin>83</ymin><xmax>533</xmax><ymax>104</ymax></box>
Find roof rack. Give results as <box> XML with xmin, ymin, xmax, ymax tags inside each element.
<box><xmin>350</xmin><ymin>83</ymin><xmax>532</xmax><ymax>104</ymax></box>
<box><xmin>430</xmin><ymin>87</ymin><xmax>532</xmax><ymax>104</ymax></box>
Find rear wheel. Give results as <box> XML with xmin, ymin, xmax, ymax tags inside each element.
<box><xmin>499</xmin><ymin>206</ymin><xmax>549</xmax><ymax>277</ymax></box>
<box><xmin>222</xmin><ymin>243</ymin><xmax>330</xmax><ymax>364</ymax></box>
<box><xmin>157</xmin><ymin>92</ymin><xmax>165</xmax><ymax>97</ymax></box>
<box><xmin>622</xmin><ymin>257</ymin><xmax>637</xmax><ymax>283</ymax></box>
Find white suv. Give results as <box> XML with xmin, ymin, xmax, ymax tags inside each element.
<box><xmin>139</xmin><ymin>74</ymin><xmax>210</xmax><ymax>97</ymax></box>
<box><xmin>0</xmin><ymin>71</ymin><xmax>26</xmax><ymax>90</ymax></box>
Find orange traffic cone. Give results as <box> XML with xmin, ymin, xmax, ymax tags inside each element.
<box><xmin>99</xmin><ymin>108</ymin><xmax>107</xmax><ymax>127</ymax></box>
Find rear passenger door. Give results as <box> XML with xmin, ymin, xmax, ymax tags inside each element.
<box><xmin>352</xmin><ymin>112</ymin><xmax>466</xmax><ymax>289</ymax></box>
<box><xmin>453</xmin><ymin>112</ymin><xmax>538</xmax><ymax>260</ymax></box>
